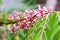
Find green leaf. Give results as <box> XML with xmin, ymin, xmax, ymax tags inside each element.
<box><xmin>17</xmin><ymin>29</ymin><xmax>25</xmax><ymax>40</ymax></box>
<box><xmin>53</xmin><ymin>29</ymin><xmax>60</xmax><ymax>40</ymax></box>
<box><xmin>43</xmin><ymin>12</ymin><xmax>59</xmax><ymax>40</ymax></box>
<box><xmin>7</xmin><ymin>32</ymin><xmax>15</xmax><ymax>40</ymax></box>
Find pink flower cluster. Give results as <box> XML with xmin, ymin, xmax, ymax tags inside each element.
<box><xmin>8</xmin><ymin>5</ymin><xmax>52</xmax><ymax>32</ymax></box>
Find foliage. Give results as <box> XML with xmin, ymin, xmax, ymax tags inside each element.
<box><xmin>23</xmin><ymin>0</ymin><xmax>38</xmax><ymax>5</ymax></box>
<box><xmin>5</xmin><ymin>12</ymin><xmax>60</xmax><ymax>40</ymax></box>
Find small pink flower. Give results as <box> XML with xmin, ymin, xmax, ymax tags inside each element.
<box><xmin>12</xmin><ymin>11</ymin><xmax>19</xmax><ymax>17</ymax></box>
<box><xmin>21</xmin><ymin>23</ymin><xmax>28</xmax><ymax>29</ymax></box>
